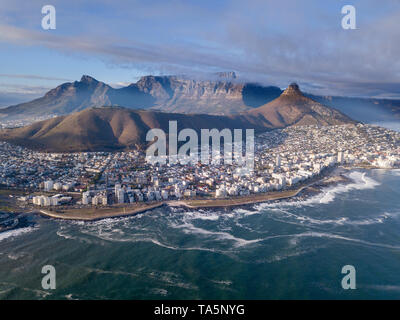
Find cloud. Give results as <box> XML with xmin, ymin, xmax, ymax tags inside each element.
<box><xmin>0</xmin><ymin>74</ymin><xmax>72</xmax><ymax>82</ymax></box>
<box><xmin>0</xmin><ymin>0</ymin><xmax>399</xmax><ymax>98</ymax></box>
<box><xmin>0</xmin><ymin>83</ymin><xmax>51</xmax><ymax>107</ymax></box>
<box><xmin>109</xmin><ymin>81</ymin><xmax>132</xmax><ymax>89</ymax></box>
<box><xmin>0</xmin><ymin>83</ymin><xmax>51</xmax><ymax>95</ymax></box>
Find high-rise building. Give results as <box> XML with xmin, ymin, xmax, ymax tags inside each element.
<box><xmin>82</xmin><ymin>191</ymin><xmax>91</xmax><ymax>205</ymax></box>
<box><xmin>117</xmin><ymin>189</ymin><xmax>125</xmax><ymax>204</ymax></box>
<box><xmin>92</xmin><ymin>195</ymin><xmax>100</xmax><ymax>206</ymax></box>
<box><xmin>44</xmin><ymin>180</ymin><xmax>53</xmax><ymax>191</ymax></box>
<box><xmin>276</xmin><ymin>155</ymin><xmax>281</xmax><ymax>167</ymax></box>
<box><xmin>337</xmin><ymin>151</ymin><xmax>344</xmax><ymax>163</ymax></box>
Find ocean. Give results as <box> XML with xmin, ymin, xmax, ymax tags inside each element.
<box><xmin>1</xmin><ymin>169</ymin><xmax>400</xmax><ymax>299</ymax></box>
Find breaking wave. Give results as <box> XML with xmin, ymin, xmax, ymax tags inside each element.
<box><xmin>255</xmin><ymin>171</ymin><xmax>379</xmax><ymax>210</ymax></box>
<box><xmin>0</xmin><ymin>226</ymin><xmax>36</xmax><ymax>242</ymax></box>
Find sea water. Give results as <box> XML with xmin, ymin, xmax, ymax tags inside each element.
<box><xmin>0</xmin><ymin>169</ymin><xmax>400</xmax><ymax>299</ymax></box>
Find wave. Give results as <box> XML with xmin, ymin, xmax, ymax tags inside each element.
<box><xmin>310</xmin><ymin>171</ymin><xmax>380</xmax><ymax>205</ymax></box>
<box><xmin>362</xmin><ymin>285</ymin><xmax>400</xmax><ymax>292</ymax></box>
<box><xmin>263</xmin><ymin>247</ymin><xmax>320</xmax><ymax>263</ymax></box>
<box><xmin>255</xmin><ymin>171</ymin><xmax>380</xmax><ymax>210</ymax></box>
<box><xmin>147</xmin><ymin>271</ymin><xmax>198</xmax><ymax>290</ymax></box>
<box><xmin>7</xmin><ymin>251</ymin><xmax>31</xmax><ymax>260</ymax></box>
<box><xmin>65</xmin><ymin>293</ymin><xmax>79</xmax><ymax>300</ymax></box>
<box><xmin>210</xmin><ymin>279</ymin><xmax>233</xmax><ymax>286</ymax></box>
<box><xmin>286</xmin><ymin>231</ymin><xmax>400</xmax><ymax>250</ymax></box>
<box><xmin>73</xmin><ymin>264</ymin><xmax>197</xmax><ymax>291</ymax></box>
<box><xmin>171</xmin><ymin>221</ymin><xmax>262</xmax><ymax>247</ymax></box>
<box><xmin>263</xmin><ymin>208</ymin><xmax>392</xmax><ymax>227</ymax></box>
<box><xmin>0</xmin><ymin>226</ymin><xmax>36</xmax><ymax>242</ymax></box>
<box><xmin>58</xmin><ymin>219</ymin><xmax>230</xmax><ymax>254</ymax></box>
<box><xmin>150</xmin><ymin>288</ymin><xmax>168</xmax><ymax>296</ymax></box>
<box><xmin>184</xmin><ymin>211</ymin><xmax>220</xmax><ymax>221</ymax></box>
<box><xmin>0</xmin><ymin>281</ymin><xmax>52</xmax><ymax>299</ymax></box>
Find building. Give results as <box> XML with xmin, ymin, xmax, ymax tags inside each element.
<box><xmin>276</xmin><ymin>155</ymin><xmax>281</xmax><ymax>167</ymax></box>
<box><xmin>44</xmin><ymin>180</ymin><xmax>54</xmax><ymax>191</ymax></box>
<box><xmin>337</xmin><ymin>151</ymin><xmax>344</xmax><ymax>163</ymax></box>
<box><xmin>117</xmin><ymin>189</ymin><xmax>125</xmax><ymax>203</ymax></box>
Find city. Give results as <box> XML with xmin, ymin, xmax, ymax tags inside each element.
<box><xmin>2</xmin><ymin>0</ymin><xmax>400</xmax><ymax>303</ymax></box>
<box><xmin>0</xmin><ymin>123</ymin><xmax>398</xmax><ymax>214</ymax></box>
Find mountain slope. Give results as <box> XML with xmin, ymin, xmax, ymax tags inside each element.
<box><xmin>0</xmin><ymin>84</ymin><xmax>356</xmax><ymax>152</ymax></box>
<box><xmin>0</xmin><ymin>75</ymin><xmax>282</xmax><ymax>120</ymax></box>
<box><xmin>1</xmin><ymin>74</ymin><xmax>399</xmax><ymax>123</ymax></box>
<box><xmin>0</xmin><ymin>75</ymin><xmax>155</xmax><ymax>120</ymax></box>
<box><xmin>0</xmin><ymin>107</ymin><xmax>266</xmax><ymax>152</ymax></box>
<box><xmin>143</xmin><ymin>76</ymin><xmax>282</xmax><ymax>114</ymax></box>
<box><xmin>245</xmin><ymin>83</ymin><xmax>355</xmax><ymax>127</ymax></box>
<box><xmin>306</xmin><ymin>94</ymin><xmax>400</xmax><ymax>123</ymax></box>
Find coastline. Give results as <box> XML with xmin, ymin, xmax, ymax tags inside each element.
<box><xmin>36</xmin><ymin>202</ymin><xmax>164</xmax><ymax>221</ymax></box>
<box><xmin>33</xmin><ymin>166</ymin><xmax>357</xmax><ymax>221</ymax></box>
<box><xmin>3</xmin><ymin>166</ymin><xmax>396</xmax><ymax>222</ymax></box>
<box><xmin>171</xmin><ymin>167</ymin><xmax>352</xmax><ymax>209</ymax></box>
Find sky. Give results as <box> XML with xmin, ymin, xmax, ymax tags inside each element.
<box><xmin>0</xmin><ymin>0</ymin><xmax>400</xmax><ymax>106</ymax></box>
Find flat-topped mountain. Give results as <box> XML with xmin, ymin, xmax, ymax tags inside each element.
<box><xmin>0</xmin><ymin>85</ymin><xmax>356</xmax><ymax>152</ymax></box>
<box><xmin>1</xmin><ymin>74</ymin><xmax>399</xmax><ymax>123</ymax></box>
<box><xmin>0</xmin><ymin>74</ymin><xmax>282</xmax><ymax>120</ymax></box>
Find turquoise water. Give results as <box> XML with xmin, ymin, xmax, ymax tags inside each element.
<box><xmin>0</xmin><ymin>169</ymin><xmax>400</xmax><ymax>299</ymax></box>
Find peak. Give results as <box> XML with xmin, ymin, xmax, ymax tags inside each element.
<box><xmin>138</xmin><ymin>75</ymin><xmax>157</xmax><ymax>81</ymax></box>
<box><xmin>288</xmin><ymin>83</ymin><xmax>299</xmax><ymax>90</ymax></box>
<box><xmin>137</xmin><ymin>75</ymin><xmax>172</xmax><ymax>83</ymax></box>
<box><xmin>80</xmin><ymin>75</ymin><xmax>99</xmax><ymax>83</ymax></box>
<box><xmin>282</xmin><ymin>83</ymin><xmax>302</xmax><ymax>96</ymax></box>
<box><xmin>215</xmin><ymin>71</ymin><xmax>237</xmax><ymax>79</ymax></box>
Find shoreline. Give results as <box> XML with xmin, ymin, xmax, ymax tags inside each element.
<box><xmin>36</xmin><ymin>202</ymin><xmax>164</xmax><ymax>221</ymax></box>
<box><xmin>34</xmin><ymin>166</ymin><xmax>355</xmax><ymax>221</ymax></box>
<box><xmin>3</xmin><ymin>166</ymin><xmax>396</xmax><ymax>222</ymax></box>
<box><xmin>170</xmin><ymin>167</ymin><xmax>352</xmax><ymax>210</ymax></box>
<box><xmin>169</xmin><ymin>183</ymin><xmax>312</xmax><ymax>209</ymax></box>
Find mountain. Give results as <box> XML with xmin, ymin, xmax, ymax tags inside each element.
<box><xmin>0</xmin><ymin>107</ymin><xmax>265</xmax><ymax>152</ymax></box>
<box><xmin>0</xmin><ymin>75</ymin><xmax>282</xmax><ymax>120</ymax></box>
<box><xmin>244</xmin><ymin>83</ymin><xmax>355</xmax><ymax>127</ymax></box>
<box><xmin>1</xmin><ymin>74</ymin><xmax>399</xmax><ymax>123</ymax></box>
<box><xmin>140</xmin><ymin>76</ymin><xmax>283</xmax><ymax>114</ymax></box>
<box><xmin>0</xmin><ymin>84</ymin><xmax>355</xmax><ymax>152</ymax></box>
<box><xmin>305</xmin><ymin>94</ymin><xmax>400</xmax><ymax>123</ymax></box>
<box><xmin>0</xmin><ymin>75</ymin><xmax>155</xmax><ymax>120</ymax></box>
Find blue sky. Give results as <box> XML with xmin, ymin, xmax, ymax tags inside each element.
<box><xmin>0</xmin><ymin>0</ymin><xmax>400</xmax><ymax>106</ymax></box>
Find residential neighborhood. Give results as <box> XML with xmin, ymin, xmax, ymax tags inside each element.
<box><xmin>0</xmin><ymin>123</ymin><xmax>398</xmax><ymax>208</ymax></box>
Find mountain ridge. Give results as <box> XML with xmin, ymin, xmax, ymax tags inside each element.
<box><xmin>0</xmin><ymin>74</ymin><xmax>282</xmax><ymax>119</ymax></box>
<box><xmin>0</xmin><ymin>106</ymin><xmax>263</xmax><ymax>152</ymax></box>
<box><xmin>1</xmin><ymin>74</ymin><xmax>398</xmax><ymax>123</ymax></box>
<box><xmin>0</xmin><ymin>85</ymin><xmax>356</xmax><ymax>152</ymax></box>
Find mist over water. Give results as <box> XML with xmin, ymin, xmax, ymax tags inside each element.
<box><xmin>1</xmin><ymin>169</ymin><xmax>400</xmax><ymax>299</ymax></box>
<box><xmin>372</xmin><ymin>121</ymin><xmax>400</xmax><ymax>132</ymax></box>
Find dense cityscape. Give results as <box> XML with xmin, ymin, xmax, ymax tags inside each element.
<box><xmin>0</xmin><ymin>123</ymin><xmax>398</xmax><ymax>210</ymax></box>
